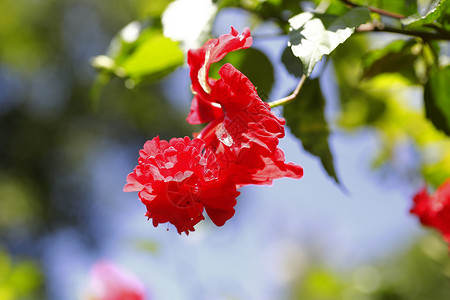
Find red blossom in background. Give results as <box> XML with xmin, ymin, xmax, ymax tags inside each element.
<box><xmin>124</xmin><ymin>136</ymin><xmax>239</xmax><ymax>234</ymax></box>
<box><xmin>88</xmin><ymin>261</ymin><xmax>146</xmax><ymax>300</ymax></box>
<box><xmin>411</xmin><ymin>179</ymin><xmax>450</xmax><ymax>249</ymax></box>
<box><xmin>187</xmin><ymin>27</ymin><xmax>252</xmax><ymax>124</ymax></box>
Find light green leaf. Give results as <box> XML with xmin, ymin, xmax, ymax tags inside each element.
<box><xmin>402</xmin><ymin>0</ymin><xmax>448</xmax><ymax>28</ymax></box>
<box><xmin>284</xmin><ymin>78</ymin><xmax>341</xmax><ymax>185</ymax></box>
<box><xmin>120</xmin><ymin>33</ymin><xmax>184</xmax><ymax>79</ymax></box>
<box><xmin>288</xmin><ymin>7</ymin><xmax>370</xmax><ymax>76</ymax></box>
<box><xmin>91</xmin><ymin>22</ymin><xmax>184</xmax><ymax>84</ymax></box>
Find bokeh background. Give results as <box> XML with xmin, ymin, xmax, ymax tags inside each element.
<box><xmin>1</xmin><ymin>0</ymin><xmax>450</xmax><ymax>299</ymax></box>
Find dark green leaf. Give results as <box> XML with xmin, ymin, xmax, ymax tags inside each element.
<box><xmin>442</xmin><ymin>2</ymin><xmax>450</xmax><ymax>30</ymax></box>
<box><xmin>362</xmin><ymin>39</ymin><xmax>419</xmax><ymax>82</ymax></box>
<box><xmin>424</xmin><ymin>66</ymin><xmax>450</xmax><ymax>136</ymax></box>
<box><xmin>209</xmin><ymin>47</ymin><xmax>274</xmax><ymax>100</ymax></box>
<box><xmin>288</xmin><ymin>7</ymin><xmax>371</xmax><ymax>76</ymax></box>
<box><xmin>284</xmin><ymin>78</ymin><xmax>341</xmax><ymax>185</ymax></box>
<box><xmin>281</xmin><ymin>46</ymin><xmax>303</xmax><ymax>78</ymax></box>
<box><xmin>402</xmin><ymin>0</ymin><xmax>448</xmax><ymax>28</ymax></box>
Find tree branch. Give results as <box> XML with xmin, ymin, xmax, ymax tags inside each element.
<box><xmin>357</xmin><ymin>23</ymin><xmax>450</xmax><ymax>41</ymax></box>
<box><xmin>340</xmin><ymin>0</ymin><xmax>405</xmax><ymax>19</ymax></box>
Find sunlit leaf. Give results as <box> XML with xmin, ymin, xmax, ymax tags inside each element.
<box><xmin>424</xmin><ymin>66</ymin><xmax>450</xmax><ymax>136</ymax></box>
<box><xmin>288</xmin><ymin>7</ymin><xmax>370</xmax><ymax>76</ymax></box>
<box><xmin>120</xmin><ymin>33</ymin><xmax>184</xmax><ymax>80</ymax></box>
<box><xmin>402</xmin><ymin>0</ymin><xmax>448</xmax><ymax>28</ymax></box>
<box><xmin>284</xmin><ymin>78</ymin><xmax>341</xmax><ymax>185</ymax></box>
<box><xmin>91</xmin><ymin>22</ymin><xmax>184</xmax><ymax>86</ymax></box>
<box><xmin>162</xmin><ymin>0</ymin><xmax>217</xmax><ymax>50</ymax></box>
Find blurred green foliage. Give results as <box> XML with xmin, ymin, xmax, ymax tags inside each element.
<box><xmin>290</xmin><ymin>234</ymin><xmax>450</xmax><ymax>300</ymax></box>
<box><xmin>0</xmin><ymin>249</ymin><xmax>43</xmax><ymax>300</ymax></box>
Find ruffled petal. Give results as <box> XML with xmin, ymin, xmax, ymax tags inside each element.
<box><xmin>124</xmin><ymin>136</ymin><xmax>239</xmax><ymax>234</ymax></box>
<box><xmin>187</xmin><ymin>27</ymin><xmax>252</xmax><ymax>124</ymax></box>
<box><xmin>186</xmin><ymin>95</ymin><xmax>223</xmax><ymax>125</ymax></box>
<box><xmin>199</xmin><ymin>64</ymin><xmax>303</xmax><ymax>186</ymax></box>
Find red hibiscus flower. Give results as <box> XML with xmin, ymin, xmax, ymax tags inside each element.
<box><xmin>124</xmin><ymin>136</ymin><xmax>239</xmax><ymax>234</ymax></box>
<box><xmin>197</xmin><ymin>63</ymin><xmax>303</xmax><ymax>186</ymax></box>
<box><xmin>88</xmin><ymin>261</ymin><xmax>146</xmax><ymax>300</ymax></box>
<box><xmin>125</xmin><ymin>27</ymin><xmax>303</xmax><ymax>234</ymax></box>
<box><xmin>411</xmin><ymin>179</ymin><xmax>450</xmax><ymax>248</ymax></box>
<box><xmin>187</xmin><ymin>27</ymin><xmax>252</xmax><ymax>124</ymax></box>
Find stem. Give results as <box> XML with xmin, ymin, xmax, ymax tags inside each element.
<box><xmin>357</xmin><ymin>23</ymin><xmax>450</xmax><ymax>41</ymax></box>
<box><xmin>340</xmin><ymin>0</ymin><xmax>405</xmax><ymax>19</ymax></box>
<box><xmin>269</xmin><ymin>74</ymin><xmax>307</xmax><ymax>108</ymax></box>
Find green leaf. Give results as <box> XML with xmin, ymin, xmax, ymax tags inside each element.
<box><xmin>424</xmin><ymin>66</ymin><xmax>450</xmax><ymax>136</ymax></box>
<box><xmin>120</xmin><ymin>33</ymin><xmax>184</xmax><ymax>80</ymax></box>
<box><xmin>281</xmin><ymin>46</ymin><xmax>303</xmax><ymax>78</ymax></box>
<box><xmin>288</xmin><ymin>7</ymin><xmax>370</xmax><ymax>76</ymax></box>
<box><xmin>362</xmin><ymin>39</ymin><xmax>419</xmax><ymax>82</ymax></box>
<box><xmin>402</xmin><ymin>0</ymin><xmax>448</xmax><ymax>28</ymax></box>
<box><xmin>91</xmin><ymin>22</ymin><xmax>184</xmax><ymax>84</ymax></box>
<box><xmin>284</xmin><ymin>78</ymin><xmax>341</xmax><ymax>185</ymax></box>
<box><xmin>209</xmin><ymin>47</ymin><xmax>274</xmax><ymax>100</ymax></box>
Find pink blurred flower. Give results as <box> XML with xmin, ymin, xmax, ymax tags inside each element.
<box><xmin>88</xmin><ymin>261</ymin><xmax>147</xmax><ymax>300</ymax></box>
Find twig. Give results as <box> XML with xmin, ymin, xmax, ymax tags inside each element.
<box><xmin>269</xmin><ymin>74</ymin><xmax>307</xmax><ymax>108</ymax></box>
<box><xmin>357</xmin><ymin>23</ymin><xmax>450</xmax><ymax>41</ymax></box>
<box><xmin>340</xmin><ymin>0</ymin><xmax>405</xmax><ymax>19</ymax></box>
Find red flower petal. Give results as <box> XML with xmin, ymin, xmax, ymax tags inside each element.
<box><xmin>198</xmin><ymin>64</ymin><xmax>303</xmax><ymax>186</ymax></box>
<box><xmin>124</xmin><ymin>136</ymin><xmax>239</xmax><ymax>234</ymax></box>
<box><xmin>187</xmin><ymin>27</ymin><xmax>252</xmax><ymax>124</ymax></box>
<box><xmin>186</xmin><ymin>95</ymin><xmax>223</xmax><ymax>125</ymax></box>
<box><xmin>200</xmin><ymin>177</ymin><xmax>239</xmax><ymax>226</ymax></box>
<box><xmin>411</xmin><ymin>179</ymin><xmax>450</xmax><ymax>248</ymax></box>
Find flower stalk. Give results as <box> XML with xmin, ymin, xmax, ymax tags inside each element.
<box><xmin>269</xmin><ymin>74</ymin><xmax>307</xmax><ymax>108</ymax></box>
